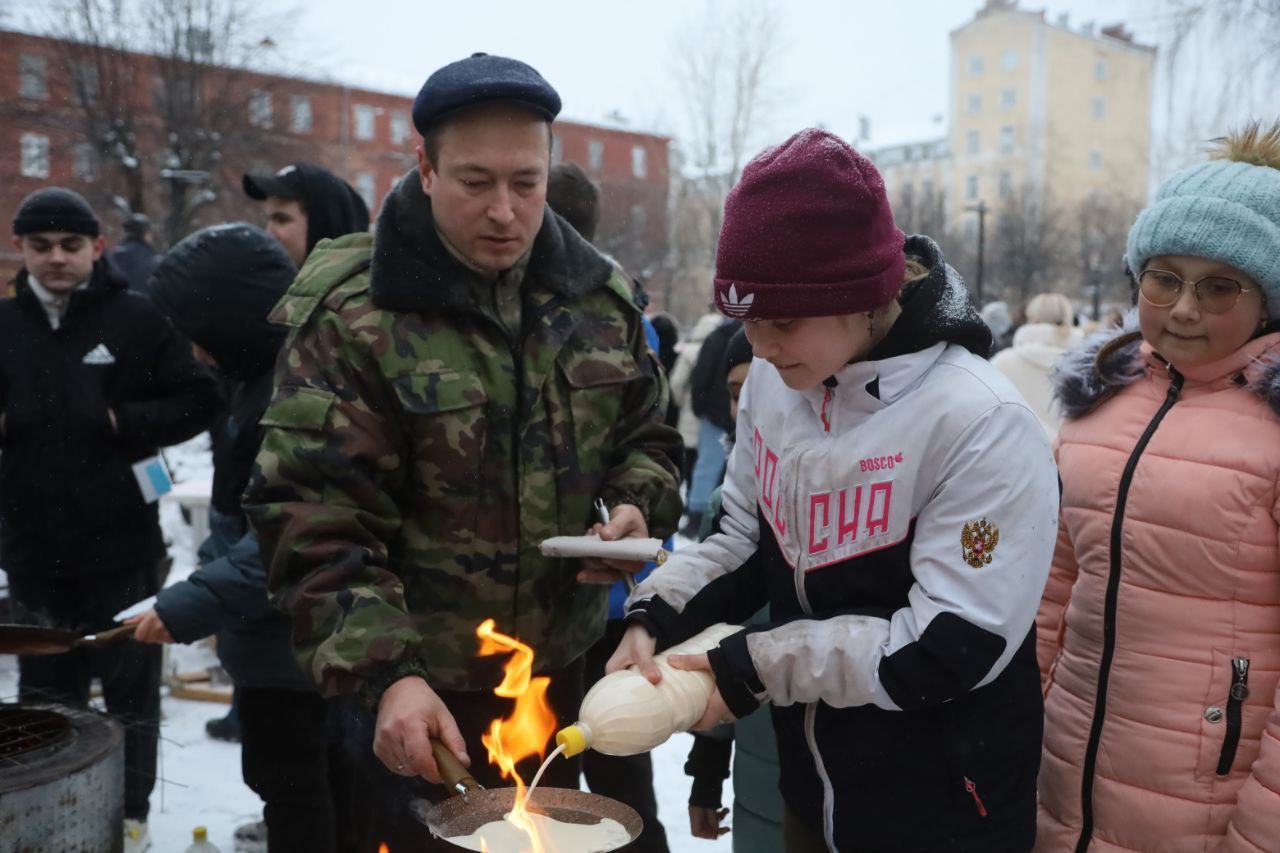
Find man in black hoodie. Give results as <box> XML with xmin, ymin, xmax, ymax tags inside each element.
<box><xmin>0</xmin><ymin>187</ymin><xmax>221</xmax><ymax>851</ymax></box>
<box><xmin>242</xmin><ymin>162</ymin><xmax>371</xmax><ymax>268</ymax></box>
<box><xmin>191</xmin><ymin>160</ymin><xmax>371</xmax><ymax>752</ymax></box>
<box><xmin>135</xmin><ymin>223</ymin><xmax>345</xmax><ymax>852</ymax></box>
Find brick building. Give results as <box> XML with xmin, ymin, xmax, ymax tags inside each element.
<box><xmin>1</xmin><ymin>29</ymin><xmax>670</xmax><ymax>288</ymax></box>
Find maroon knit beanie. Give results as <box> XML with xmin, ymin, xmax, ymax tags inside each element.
<box><xmin>713</xmin><ymin>128</ymin><xmax>905</xmax><ymax>320</ymax></box>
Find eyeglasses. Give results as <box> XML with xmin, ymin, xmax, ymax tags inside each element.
<box><xmin>1138</xmin><ymin>268</ymin><xmax>1258</xmax><ymax>315</ymax></box>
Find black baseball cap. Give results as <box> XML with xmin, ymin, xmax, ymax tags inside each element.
<box><xmin>242</xmin><ymin>164</ymin><xmax>306</xmax><ymax>201</ymax></box>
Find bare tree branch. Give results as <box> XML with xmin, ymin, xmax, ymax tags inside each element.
<box><xmin>664</xmin><ymin>1</ymin><xmax>784</xmax><ymax>323</ymax></box>
<box><xmin>17</xmin><ymin>0</ymin><xmax>297</xmax><ymax>244</ymax></box>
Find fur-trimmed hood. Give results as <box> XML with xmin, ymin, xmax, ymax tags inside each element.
<box><xmin>1052</xmin><ymin>312</ymin><xmax>1280</xmax><ymax>419</ymax></box>
<box><xmin>369</xmin><ymin>169</ymin><xmax>614</xmax><ymax>314</ymax></box>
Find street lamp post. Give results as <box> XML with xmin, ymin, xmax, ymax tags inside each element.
<box><xmin>965</xmin><ymin>200</ymin><xmax>989</xmax><ymax>304</ymax></box>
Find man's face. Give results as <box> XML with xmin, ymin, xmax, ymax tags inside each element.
<box><xmin>264</xmin><ymin>196</ymin><xmax>308</xmax><ymax>267</ymax></box>
<box><xmin>418</xmin><ymin>104</ymin><xmax>550</xmax><ymax>272</ymax></box>
<box><xmin>13</xmin><ymin>231</ymin><xmax>104</xmax><ymax>293</ymax></box>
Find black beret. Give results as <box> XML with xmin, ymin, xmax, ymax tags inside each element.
<box><xmin>412</xmin><ymin>52</ymin><xmax>561</xmax><ymax>136</ymax></box>
<box><xmin>13</xmin><ymin>187</ymin><xmax>100</xmax><ymax>237</ymax></box>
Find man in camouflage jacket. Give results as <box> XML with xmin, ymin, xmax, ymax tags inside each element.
<box><xmin>245</xmin><ymin>54</ymin><xmax>681</xmax><ymax>811</ymax></box>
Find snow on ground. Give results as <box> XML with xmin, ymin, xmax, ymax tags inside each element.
<box><xmin>1</xmin><ymin>434</ymin><xmax>733</xmax><ymax>852</ymax></box>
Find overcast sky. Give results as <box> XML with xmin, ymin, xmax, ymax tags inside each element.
<box><xmin>5</xmin><ymin>0</ymin><xmax>1268</xmax><ymax>169</ymax></box>
<box><xmin>277</xmin><ymin>0</ymin><xmax>1171</xmax><ymax>146</ymax></box>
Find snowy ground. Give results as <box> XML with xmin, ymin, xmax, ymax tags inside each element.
<box><xmin>0</xmin><ymin>434</ymin><xmax>732</xmax><ymax>852</ymax></box>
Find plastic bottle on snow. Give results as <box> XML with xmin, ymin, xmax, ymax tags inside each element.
<box><xmin>556</xmin><ymin>622</ymin><xmax>741</xmax><ymax>757</ymax></box>
<box><xmin>184</xmin><ymin>825</ymin><xmax>221</xmax><ymax>852</ymax></box>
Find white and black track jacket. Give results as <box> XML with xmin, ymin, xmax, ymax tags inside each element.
<box><xmin>627</xmin><ymin>238</ymin><xmax>1059</xmax><ymax>852</ymax></box>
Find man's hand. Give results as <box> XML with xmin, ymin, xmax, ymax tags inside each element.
<box><xmin>124</xmin><ymin>609</ymin><xmax>174</xmax><ymax>644</ymax></box>
<box><xmin>606</xmin><ymin>622</ymin><xmax>662</xmax><ymax>684</ymax></box>
<box><xmin>578</xmin><ymin>502</ymin><xmax>649</xmax><ymax>584</ymax></box>
<box><xmin>374</xmin><ymin>676</ymin><xmax>469</xmax><ymax>784</ymax></box>
<box><xmin>668</xmin><ymin>652</ymin><xmax>737</xmax><ymax>731</ymax></box>
<box><xmin>689</xmin><ymin>805</ymin><xmax>731</xmax><ymax>839</ymax></box>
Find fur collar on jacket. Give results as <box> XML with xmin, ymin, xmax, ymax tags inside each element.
<box><xmin>369</xmin><ymin>170</ymin><xmax>615</xmax><ymax>314</ymax></box>
<box><xmin>1052</xmin><ymin>312</ymin><xmax>1280</xmax><ymax>419</ymax></box>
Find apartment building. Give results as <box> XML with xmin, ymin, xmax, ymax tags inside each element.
<box><xmin>871</xmin><ymin>0</ymin><xmax>1154</xmax><ymax>240</ymax></box>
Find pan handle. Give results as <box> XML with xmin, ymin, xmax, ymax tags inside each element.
<box><xmin>432</xmin><ymin>738</ymin><xmax>482</xmax><ymax>795</ymax></box>
<box><xmin>79</xmin><ymin>623</ymin><xmax>138</xmax><ymax>646</ymax></box>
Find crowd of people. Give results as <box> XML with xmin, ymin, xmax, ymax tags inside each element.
<box><xmin>1</xmin><ymin>48</ymin><xmax>1277</xmax><ymax>853</ymax></box>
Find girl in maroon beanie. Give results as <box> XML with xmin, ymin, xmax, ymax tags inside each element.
<box><xmin>611</xmin><ymin>129</ymin><xmax>1058</xmax><ymax>852</ymax></box>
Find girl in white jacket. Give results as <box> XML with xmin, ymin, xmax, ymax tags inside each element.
<box><xmin>610</xmin><ymin>129</ymin><xmax>1059</xmax><ymax>852</ymax></box>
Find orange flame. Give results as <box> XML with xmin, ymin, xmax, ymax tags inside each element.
<box><xmin>476</xmin><ymin>618</ymin><xmax>558</xmax><ymax>852</ymax></box>
<box><xmin>377</xmin><ymin>845</ymin><xmax>389</xmax><ymax>853</ymax></box>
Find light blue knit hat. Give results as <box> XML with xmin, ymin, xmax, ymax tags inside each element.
<box><xmin>1126</xmin><ymin>156</ymin><xmax>1280</xmax><ymax>316</ymax></box>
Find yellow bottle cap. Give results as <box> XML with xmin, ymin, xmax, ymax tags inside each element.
<box><xmin>193</xmin><ymin>826</ymin><xmax>208</xmax><ymax>841</ymax></box>
<box><xmin>555</xmin><ymin>723</ymin><xmax>587</xmax><ymax>757</ymax></box>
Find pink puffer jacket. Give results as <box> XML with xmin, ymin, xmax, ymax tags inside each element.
<box><xmin>1037</xmin><ymin>329</ymin><xmax>1280</xmax><ymax>852</ymax></box>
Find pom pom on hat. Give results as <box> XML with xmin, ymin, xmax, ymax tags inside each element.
<box><xmin>1126</xmin><ymin>120</ymin><xmax>1280</xmax><ymax>317</ymax></box>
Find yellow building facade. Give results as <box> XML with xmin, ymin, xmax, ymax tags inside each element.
<box><xmin>873</xmin><ymin>1</ymin><xmax>1154</xmax><ymax>243</ymax></box>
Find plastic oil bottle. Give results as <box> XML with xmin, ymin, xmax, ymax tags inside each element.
<box><xmin>557</xmin><ymin>622</ymin><xmax>741</xmax><ymax>757</ymax></box>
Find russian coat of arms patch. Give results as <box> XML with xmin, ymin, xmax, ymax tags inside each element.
<box><xmin>961</xmin><ymin>518</ymin><xmax>1000</xmax><ymax>568</ymax></box>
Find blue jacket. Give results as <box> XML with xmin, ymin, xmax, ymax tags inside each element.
<box><xmin>156</xmin><ymin>502</ymin><xmax>311</xmax><ymax>691</ymax></box>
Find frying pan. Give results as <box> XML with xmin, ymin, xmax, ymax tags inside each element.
<box><xmin>0</xmin><ymin>623</ymin><xmax>138</xmax><ymax>656</ymax></box>
<box><xmin>413</xmin><ymin>739</ymin><xmax>643</xmax><ymax>851</ymax></box>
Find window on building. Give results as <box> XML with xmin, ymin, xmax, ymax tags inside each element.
<box><xmin>1094</xmin><ymin>58</ymin><xmax>1107</xmax><ymax>81</ymax></box>
<box><xmin>20</xmin><ymin>133</ymin><xmax>50</xmax><ymax>178</ymax></box>
<box><xmin>969</xmin><ymin>56</ymin><xmax>984</xmax><ymax>75</ymax></box>
<box><xmin>353</xmin><ymin>104</ymin><xmax>376</xmax><ymax>141</ymax></box>
<box><xmin>967</xmin><ymin>94</ymin><xmax>982</xmax><ymax>114</ymax></box>
<box><xmin>1002</xmin><ymin>49</ymin><xmax>1019</xmax><ymax>70</ymax></box>
<box><xmin>551</xmin><ymin>134</ymin><xmax>563</xmax><ymax>165</ymax></box>
<box><xmin>249</xmin><ymin>90</ymin><xmax>273</xmax><ymax>129</ymax></box>
<box><xmin>19</xmin><ymin>54</ymin><xmax>48</xmax><ymax>100</ymax></box>
<box><xmin>1089</xmin><ymin>149</ymin><xmax>1104</xmax><ymax>170</ymax></box>
<box><xmin>73</xmin><ymin>62</ymin><xmax>99</xmax><ymax>105</ymax></box>
<box><xmin>901</xmin><ymin>182</ymin><xmax>914</xmax><ymax>210</ymax></box>
<box><xmin>1000</xmin><ymin>125</ymin><xmax>1015</xmax><ymax>154</ymax></box>
<box><xmin>966</xmin><ymin>130</ymin><xmax>980</xmax><ymax>155</ymax></box>
<box><xmin>588</xmin><ymin>138</ymin><xmax>604</xmax><ymax>171</ymax></box>
<box><xmin>354</xmin><ymin>172</ymin><xmax>376</xmax><ymax>209</ymax></box>
<box><xmin>73</xmin><ymin>143</ymin><xmax>97</xmax><ymax>181</ymax></box>
<box><xmin>1001</xmin><ymin>87</ymin><xmax>1016</xmax><ymax>109</ymax></box>
<box><xmin>290</xmin><ymin>96</ymin><xmax>312</xmax><ymax>133</ymax></box>
<box><xmin>1092</xmin><ymin>96</ymin><xmax>1106</xmax><ymax>118</ymax></box>
<box><xmin>966</xmin><ymin>173</ymin><xmax>979</xmax><ymax>200</ymax></box>
<box><xmin>998</xmin><ymin>170</ymin><xmax>1013</xmax><ymax>198</ymax></box>
<box><xmin>390</xmin><ymin>111</ymin><xmax>411</xmax><ymax>145</ymax></box>
<box><xmin>155</xmin><ymin>77</ymin><xmax>200</xmax><ymax>111</ymax></box>
<box><xmin>630</xmin><ymin>204</ymin><xmax>646</xmax><ymax>236</ymax></box>
<box><xmin>922</xmin><ymin>178</ymin><xmax>934</xmax><ymax>198</ymax></box>
<box><xmin>631</xmin><ymin>145</ymin><xmax>647</xmax><ymax>178</ymax></box>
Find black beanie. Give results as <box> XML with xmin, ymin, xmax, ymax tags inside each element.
<box><xmin>722</xmin><ymin>326</ymin><xmax>754</xmax><ymax>378</ymax></box>
<box><xmin>13</xmin><ymin>188</ymin><xmax>101</xmax><ymax>237</ymax></box>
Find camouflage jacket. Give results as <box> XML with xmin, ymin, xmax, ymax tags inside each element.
<box><xmin>246</xmin><ymin>175</ymin><xmax>682</xmax><ymax>704</ymax></box>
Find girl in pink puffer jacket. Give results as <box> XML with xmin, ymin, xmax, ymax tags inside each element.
<box><xmin>1037</xmin><ymin>121</ymin><xmax>1280</xmax><ymax>852</ymax></box>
